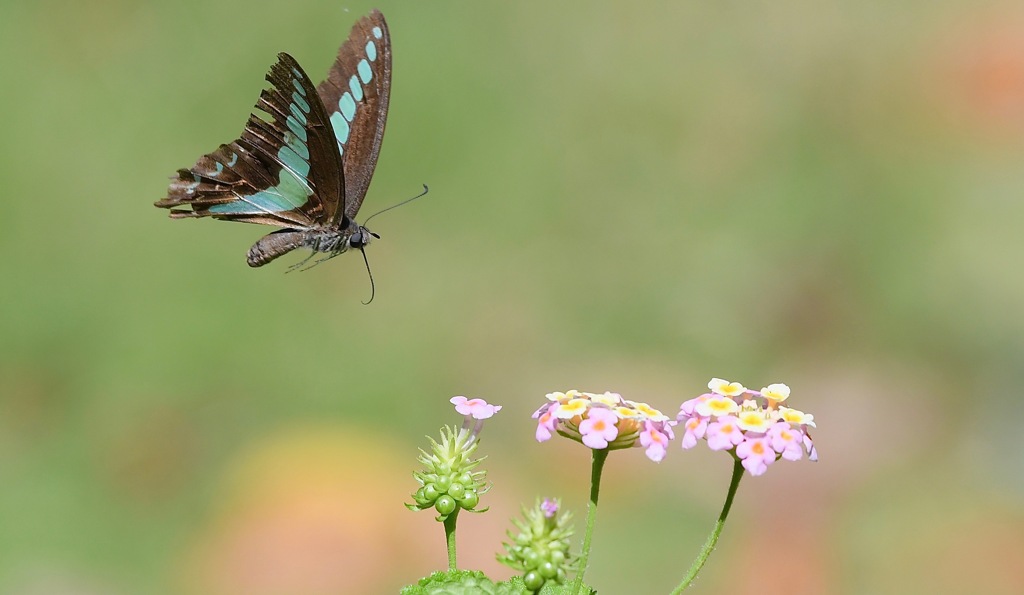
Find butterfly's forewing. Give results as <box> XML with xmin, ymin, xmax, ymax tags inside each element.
<box><xmin>156</xmin><ymin>54</ymin><xmax>343</xmax><ymax>228</ymax></box>
<box><xmin>316</xmin><ymin>9</ymin><xmax>392</xmax><ymax>224</ymax></box>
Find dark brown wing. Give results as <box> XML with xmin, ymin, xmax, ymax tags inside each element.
<box><xmin>316</xmin><ymin>9</ymin><xmax>392</xmax><ymax>224</ymax></box>
<box><xmin>156</xmin><ymin>53</ymin><xmax>344</xmax><ymax>229</ymax></box>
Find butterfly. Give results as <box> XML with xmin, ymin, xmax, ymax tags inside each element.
<box><xmin>156</xmin><ymin>10</ymin><xmax>392</xmax><ymax>270</ymax></box>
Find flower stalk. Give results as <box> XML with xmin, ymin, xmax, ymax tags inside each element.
<box><xmin>671</xmin><ymin>458</ymin><xmax>745</xmax><ymax>593</ymax></box>
<box><xmin>443</xmin><ymin>507</ymin><xmax>460</xmax><ymax>571</ymax></box>
<box><xmin>570</xmin><ymin>447</ymin><xmax>608</xmax><ymax>595</ymax></box>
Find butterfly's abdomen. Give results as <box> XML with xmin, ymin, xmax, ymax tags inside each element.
<box><xmin>247</xmin><ymin>230</ymin><xmax>307</xmax><ymax>267</ymax></box>
<box><xmin>247</xmin><ymin>229</ymin><xmax>350</xmax><ymax>267</ymax></box>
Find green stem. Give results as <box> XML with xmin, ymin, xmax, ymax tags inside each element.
<box><xmin>670</xmin><ymin>458</ymin><xmax>745</xmax><ymax>594</ymax></box>
<box><xmin>571</xmin><ymin>448</ymin><xmax>609</xmax><ymax>595</ymax></box>
<box><xmin>443</xmin><ymin>507</ymin><xmax>460</xmax><ymax>571</ymax></box>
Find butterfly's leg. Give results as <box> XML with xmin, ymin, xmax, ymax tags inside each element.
<box><xmin>294</xmin><ymin>250</ymin><xmax>344</xmax><ymax>272</ymax></box>
<box><xmin>285</xmin><ymin>250</ymin><xmax>319</xmax><ymax>273</ymax></box>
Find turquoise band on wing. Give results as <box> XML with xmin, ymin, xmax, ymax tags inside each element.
<box><xmin>357</xmin><ymin>59</ymin><xmax>372</xmax><ymax>84</ymax></box>
<box><xmin>286</xmin><ymin>115</ymin><xmax>306</xmax><ymax>141</ymax></box>
<box><xmin>291</xmin><ymin>91</ymin><xmax>310</xmax><ymax>113</ymax></box>
<box><xmin>327</xmin><ymin>28</ymin><xmax>380</xmax><ymax>152</ymax></box>
<box><xmin>330</xmin><ymin>112</ymin><xmax>350</xmax><ymax>155</ymax></box>
<box><xmin>339</xmin><ymin>93</ymin><xmax>356</xmax><ymax>121</ymax></box>
<box><xmin>210</xmin><ymin>72</ymin><xmax>314</xmax><ymax>215</ymax></box>
<box><xmin>349</xmin><ymin>75</ymin><xmax>363</xmax><ymax>101</ymax></box>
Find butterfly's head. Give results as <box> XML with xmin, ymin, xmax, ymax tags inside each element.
<box><xmin>349</xmin><ymin>226</ymin><xmax>380</xmax><ymax>250</ymax></box>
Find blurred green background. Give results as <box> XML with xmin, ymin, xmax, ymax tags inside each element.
<box><xmin>2</xmin><ymin>0</ymin><xmax>1023</xmax><ymax>593</ymax></box>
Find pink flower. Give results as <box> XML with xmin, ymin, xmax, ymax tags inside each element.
<box><xmin>535</xmin><ymin>406</ymin><xmax>559</xmax><ymax>442</ymax></box>
<box><xmin>578</xmin><ymin>408</ymin><xmax>620</xmax><ymax>449</ymax></box>
<box><xmin>680</xmin><ymin>416</ymin><xmax>707</xmax><ymax>449</ymax></box>
<box><xmin>736</xmin><ymin>437</ymin><xmax>776</xmax><ymax>476</ymax></box>
<box><xmin>451</xmin><ymin>396</ymin><xmax>502</xmax><ymax>419</ymax></box>
<box><xmin>705</xmin><ymin>416</ymin><xmax>745</xmax><ymax>451</ymax></box>
<box><xmin>639</xmin><ymin>420</ymin><xmax>674</xmax><ymax>462</ymax></box>
<box><xmin>678</xmin><ymin>394</ymin><xmax>712</xmax><ymax>419</ymax></box>
<box><xmin>450</xmin><ymin>396</ymin><xmax>501</xmax><ymax>442</ymax></box>
<box><xmin>768</xmin><ymin>422</ymin><xmax>804</xmax><ymax>461</ymax></box>
<box><xmin>803</xmin><ymin>431</ymin><xmax>818</xmax><ymax>462</ymax></box>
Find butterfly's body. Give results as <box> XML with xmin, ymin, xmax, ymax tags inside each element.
<box><xmin>156</xmin><ymin>11</ymin><xmax>391</xmax><ymax>269</ymax></box>
<box><xmin>246</xmin><ymin>223</ymin><xmax>373</xmax><ymax>267</ymax></box>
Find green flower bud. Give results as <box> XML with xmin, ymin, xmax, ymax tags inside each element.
<box><xmin>459</xmin><ymin>490</ymin><xmax>479</xmax><ymax>509</ymax></box>
<box><xmin>447</xmin><ymin>482</ymin><xmax>466</xmax><ymax>500</ymax></box>
<box><xmin>497</xmin><ymin>498</ymin><xmax>576</xmax><ymax>592</ymax></box>
<box><xmin>523</xmin><ymin>570</ymin><xmax>544</xmax><ymax>591</ymax></box>
<box><xmin>435</xmin><ymin>495</ymin><xmax>457</xmax><ymax>516</ymax></box>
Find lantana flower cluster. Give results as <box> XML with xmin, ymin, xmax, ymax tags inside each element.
<box><xmin>677</xmin><ymin>378</ymin><xmax>818</xmax><ymax>476</ymax></box>
<box><xmin>533</xmin><ymin>390</ymin><xmax>675</xmax><ymax>462</ymax></box>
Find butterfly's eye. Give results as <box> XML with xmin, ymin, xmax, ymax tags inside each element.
<box><xmin>350</xmin><ymin>229</ymin><xmax>375</xmax><ymax>248</ymax></box>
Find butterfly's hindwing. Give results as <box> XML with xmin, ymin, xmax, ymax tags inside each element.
<box><xmin>316</xmin><ymin>9</ymin><xmax>392</xmax><ymax>223</ymax></box>
<box><xmin>156</xmin><ymin>54</ymin><xmax>343</xmax><ymax>228</ymax></box>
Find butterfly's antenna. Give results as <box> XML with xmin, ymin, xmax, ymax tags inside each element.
<box><xmin>362</xmin><ymin>184</ymin><xmax>430</xmax><ymax>227</ymax></box>
<box><xmin>360</xmin><ymin>247</ymin><xmax>376</xmax><ymax>305</ymax></box>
